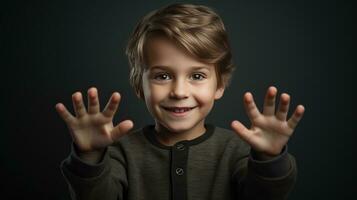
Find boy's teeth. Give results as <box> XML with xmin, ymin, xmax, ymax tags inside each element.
<box><xmin>169</xmin><ymin>108</ymin><xmax>191</xmax><ymax>113</ymax></box>
<box><xmin>164</xmin><ymin>106</ymin><xmax>195</xmax><ymax>113</ymax></box>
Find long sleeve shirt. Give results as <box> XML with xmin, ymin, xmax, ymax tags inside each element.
<box><xmin>61</xmin><ymin>124</ymin><xmax>297</xmax><ymax>200</ymax></box>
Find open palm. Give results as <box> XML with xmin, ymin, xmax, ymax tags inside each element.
<box><xmin>55</xmin><ymin>87</ymin><xmax>133</xmax><ymax>153</ymax></box>
<box><xmin>231</xmin><ymin>86</ymin><xmax>305</xmax><ymax>156</ymax></box>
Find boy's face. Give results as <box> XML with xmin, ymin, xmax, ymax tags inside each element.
<box><xmin>142</xmin><ymin>36</ymin><xmax>225</xmax><ymax>135</ymax></box>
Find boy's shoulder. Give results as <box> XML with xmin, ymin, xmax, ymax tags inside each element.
<box><xmin>204</xmin><ymin>125</ymin><xmax>250</xmax><ymax>149</ymax></box>
<box><xmin>114</xmin><ymin>126</ymin><xmax>149</xmax><ymax>146</ymax></box>
<box><xmin>214</xmin><ymin>126</ymin><xmax>237</xmax><ymax>137</ymax></box>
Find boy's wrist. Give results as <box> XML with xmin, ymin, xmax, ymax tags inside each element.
<box><xmin>63</xmin><ymin>143</ymin><xmax>108</xmax><ymax>178</ymax></box>
<box><xmin>248</xmin><ymin>145</ymin><xmax>292</xmax><ymax>178</ymax></box>
<box><xmin>251</xmin><ymin>152</ymin><xmax>277</xmax><ymax>161</ymax></box>
<box><xmin>250</xmin><ymin>146</ymin><xmax>285</xmax><ymax>161</ymax></box>
<box><xmin>77</xmin><ymin>150</ymin><xmax>105</xmax><ymax>164</ymax></box>
<box><xmin>251</xmin><ymin>151</ymin><xmax>281</xmax><ymax>161</ymax></box>
<box><xmin>73</xmin><ymin>144</ymin><xmax>106</xmax><ymax>164</ymax></box>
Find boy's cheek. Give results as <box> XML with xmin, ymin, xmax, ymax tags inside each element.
<box><xmin>193</xmin><ymin>95</ymin><xmax>215</xmax><ymax>109</ymax></box>
<box><xmin>195</xmin><ymin>86</ymin><xmax>219</xmax><ymax>98</ymax></box>
<box><xmin>150</xmin><ymin>85</ymin><xmax>169</xmax><ymax>98</ymax></box>
<box><xmin>143</xmin><ymin>87</ymin><xmax>170</xmax><ymax>108</ymax></box>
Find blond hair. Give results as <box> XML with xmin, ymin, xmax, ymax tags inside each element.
<box><xmin>126</xmin><ymin>3</ymin><xmax>234</xmax><ymax>99</ymax></box>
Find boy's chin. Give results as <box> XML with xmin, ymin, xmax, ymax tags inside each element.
<box><xmin>155</xmin><ymin>120</ymin><xmax>204</xmax><ymax>134</ymax></box>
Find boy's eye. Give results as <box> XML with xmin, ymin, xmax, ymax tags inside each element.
<box><xmin>191</xmin><ymin>73</ymin><xmax>206</xmax><ymax>80</ymax></box>
<box><xmin>154</xmin><ymin>73</ymin><xmax>171</xmax><ymax>80</ymax></box>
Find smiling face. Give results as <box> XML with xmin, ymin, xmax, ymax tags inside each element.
<box><xmin>142</xmin><ymin>36</ymin><xmax>225</xmax><ymax>139</ymax></box>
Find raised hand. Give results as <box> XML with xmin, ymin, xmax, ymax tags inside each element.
<box><xmin>55</xmin><ymin>87</ymin><xmax>133</xmax><ymax>159</ymax></box>
<box><xmin>231</xmin><ymin>86</ymin><xmax>305</xmax><ymax>157</ymax></box>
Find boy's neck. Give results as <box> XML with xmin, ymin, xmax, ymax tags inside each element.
<box><xmin>154</xmin><ymin>121</ymin><xmax>206</xmax><ymax>146</ymax></box>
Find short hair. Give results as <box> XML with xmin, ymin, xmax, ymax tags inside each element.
<box><xmin>126</xmin><ymin>3</ymin><xmax>234</xmax><ymax>99</ymax></box>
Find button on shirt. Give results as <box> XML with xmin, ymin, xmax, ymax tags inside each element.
<box><xmin>171</xmin><ymin>142</ymin><xmax>189</xmax><ymax>199</ymax></box>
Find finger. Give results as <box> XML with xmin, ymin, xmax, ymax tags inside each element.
<box><xmin>287</xmin><ymin>105</ymin><xmax>305</xmax><ymax>129</ymax></box>
<box><xmin>276</xmin><ymin>93</ymin><xmax>290</xmax><ymax>121</ymax></box>
<box><xmin>55</xmin><ymin>103</ymin><xmax>75</xmax><ymax>124</ymax></box>
<box><xmin>111</xmin><ymin>120</ymin><xmax>134</xmax><ymax>141</ymax></box>
<box><xmin>231</xmin><ymin>120</ymin><xmax>253</xmax><ymax>144</ymax></box>
<box><xmin>243</xmin><ymin>92</ymin><xmax>261</xmax><ymax>121</ymax></box>
<box><xmin>72</xmin><ymin>92</ymin><xmax>87</xmax><ymax>118</ymax></box>
<box><xmin>87</xmin><ymin>87</ymin><xmax>100</xmax><ymax>114</ymax></box>
<box><xmin>263</xmin><ymin>86</ymin><xmax>277</xmax><ymax>116</ymax></box>
<box><xmin>102</xmin><ymin>92</ymin><xmax>121</xmax><ymax>118</ymax></box>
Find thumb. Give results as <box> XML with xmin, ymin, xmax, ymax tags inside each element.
<box><xmin>231</xmin><ymin>120</ymin><xmax>252</xmax><ymax>144</ymax></box>
<box><xmin>111</xmin><ymin>120</ymin><xmax>134</xmax><ymax>141</ymax></box>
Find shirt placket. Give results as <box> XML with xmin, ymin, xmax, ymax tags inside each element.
<box><xmin>170</xmin><ymin>142</ymin><xmax>189</xmax><ymax>200</ymax></box>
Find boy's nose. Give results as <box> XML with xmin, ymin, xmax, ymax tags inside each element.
<box><xmin>170</xmin><ymin>79</ymin><xmax>189</xmax><ymax>99</ymax></box>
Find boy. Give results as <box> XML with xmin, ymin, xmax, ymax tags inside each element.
<box><xmin>56</xmin><ymin>3</ymin><xmax>305</xmax><ymax>200</ymax></box>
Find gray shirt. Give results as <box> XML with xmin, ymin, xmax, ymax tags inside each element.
<box><xmin>61</xmin><ymin>124</ymin><xmax>297</xmax><ymax>200</ymax></box>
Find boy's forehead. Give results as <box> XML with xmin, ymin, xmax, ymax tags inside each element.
<box><xmin>144</xmin><ymin>36</ymin><xmax>214</xmax><ymax>71</ymax></box>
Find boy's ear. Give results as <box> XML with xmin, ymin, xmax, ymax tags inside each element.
<box><xmin>214</xmin><ymin>86</ymin><xmax>225</xmax><ymax>100</ymax></box>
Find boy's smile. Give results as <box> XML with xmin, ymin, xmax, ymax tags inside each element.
<box><xmin>141</xmin><ymin>36</ymin><xmax>225</xmax><ymax>145</ymax></box>
<box><xmin>161</xmin><ymin>106</ymin><xmax>197</xmax><ymax>117</ymax></box>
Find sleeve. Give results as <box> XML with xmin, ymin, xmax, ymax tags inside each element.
<box><xmin>60</xmin><ymin>143</ymin><xmax>128</xmax><ymax>200</ymax></box>
<box><xmin>232</xmin><ymin>145</ymin><xmax>297</xmax><ymax>200</ymax></box>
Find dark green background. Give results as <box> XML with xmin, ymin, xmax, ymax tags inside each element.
<box><xmin>1</xmin><ymin>0</ymin><xmax>355</xmax><ymax>199</ymax></box>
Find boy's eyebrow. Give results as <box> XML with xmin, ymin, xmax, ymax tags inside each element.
<box><xmin>149</xmin><ymin>65</ymin><xmax>212</xmax><ymax>71</ymax></box>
